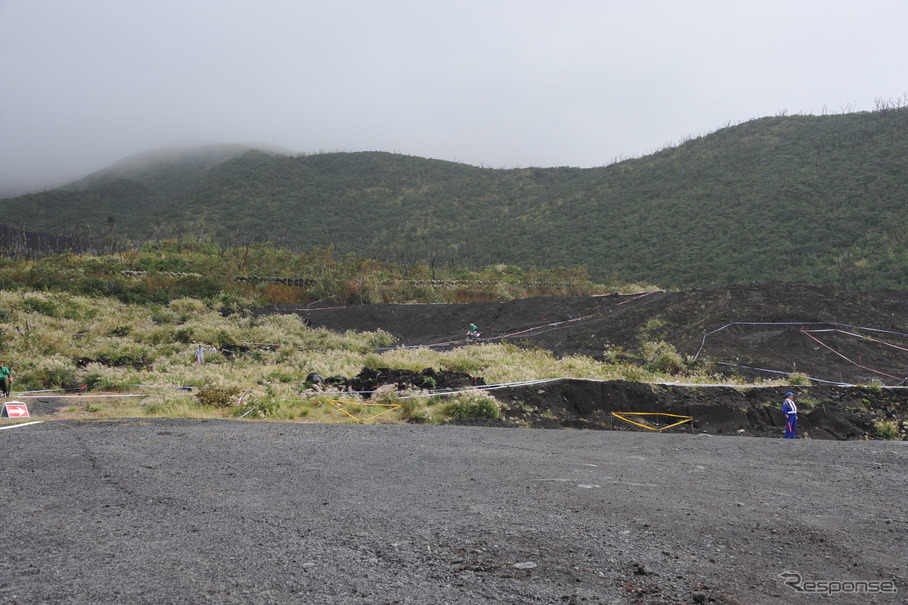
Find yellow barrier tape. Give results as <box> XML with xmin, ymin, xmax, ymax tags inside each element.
<box><xmin>610</xmin><ymin>411</ymin><xmax>692</xmax><ymax>432</ymax></box>
<box><xmin>323</xmin><ymin>399</ymin><xmax>402</xmax><ymax>424</ymax></box>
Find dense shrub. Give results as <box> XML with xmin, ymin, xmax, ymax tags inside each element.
<box><xmin>195</xmin><ymin>386</ymin><xmax>241</xmax><ymax>407</ymax></box>
<box><xmin>95</xmin><ymin>345</ymin><xmax>152</xmax><ymax>368</ymax></box>
<box><xmin>788</xmin><ymin>372</ymin><xmax>811</xmax><ymax>385</ymax></box>
<box><xmin>22</xmin><ymin>358</ymin><xmax>78</xmax><ymax>390</ymax></box>
<box><xmin>640</xmin><ymin>340</ymin><xmax>686</xmax><ymax>374</ymax></box>
<box><xmin>874</xmin><ymin>419</ymin><xmax>899</xmax><ymax>439</ymax></box>
<box><xmin>444</xmin><ymin>392</ymin><xmax>502</xmax><ymax>419</ymax></box>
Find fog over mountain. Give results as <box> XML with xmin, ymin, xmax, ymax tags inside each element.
<box><xmin>1</xmin><ymin>0</ymin><xmax>905</xmax><ymax>197</ymax></box>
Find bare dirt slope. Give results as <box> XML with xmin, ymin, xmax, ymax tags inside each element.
<box><xmin>257</xmin><ymin>283</ymin><xmax>908</xmax><ymax>441</ymax></box>
<box><xmin>269</xmin><ymin>283</ymin><xmax>908</xmax><ymax>387</ymax></box>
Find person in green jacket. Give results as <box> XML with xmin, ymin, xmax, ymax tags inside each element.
<box><xmin>0</xmin><ymin>362</ymin><xmax>12</xmax><ymax>397</ymax></box>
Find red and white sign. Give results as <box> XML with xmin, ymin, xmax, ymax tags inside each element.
<box><xmin>1</xmin><ymin>402</ymin><xmax>29</xmax><ymax>418</ymax></box>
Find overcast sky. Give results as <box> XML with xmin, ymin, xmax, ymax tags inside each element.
<box><xmin>1</xmin><ymin>0</ymin><xmax>906</xmax><ymax>195</ymax></box>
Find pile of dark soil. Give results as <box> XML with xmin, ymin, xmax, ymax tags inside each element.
<box><xmin>487</xmin><ymin>380</ymin><xmax>907</xmax><ymax>441</ymax></box>
<box><xmin>307</xmin><ymin>367</ymin><xmax>485</xmax><ymax>395</ymax></box>
<box><xmin>295</xmin><ymin>368</ymin><xmax>907</xmax><ymax>441</ymax></box>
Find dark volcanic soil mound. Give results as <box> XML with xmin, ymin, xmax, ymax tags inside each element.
<box><xmin>488</xmin><ymin>380</ymin><xmax>900</xmax><ymax>441</ymax></box>
<box><xmin>259</xmin><ymin>283</ymin><xmax>908</xmax><ymax>386</ymax></box>
<box><xmin>340</xmin><ymin>367</ymin><xmax>484</xmax><ymax>395</ymax></box>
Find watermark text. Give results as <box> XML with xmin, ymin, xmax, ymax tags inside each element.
<box><xmin>780</xmin><ymin>572</ymin><xmax>897</xmax><ymax>596</ymax></box>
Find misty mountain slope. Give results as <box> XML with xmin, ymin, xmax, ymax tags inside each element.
<box><xmin>3</xmin><ymin>108</ymin><xmax>908</xmax><ymax>289</ymax></box>
<box><xmin>63</xmin><ymin>144</ymin><xmax>290</xmax><ymax>197</ymax></box>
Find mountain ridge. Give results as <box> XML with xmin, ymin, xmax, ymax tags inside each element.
<box><xmin>61</xmin><ymin>143</ymin><xmax>291</xmax><ymax>197</ymax></box>
<box><xmin>3</xmin><ymin>108</ymin><xmax>907</xmax><ymax>289</ymax></box>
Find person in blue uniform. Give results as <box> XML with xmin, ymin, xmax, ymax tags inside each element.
<box><xmin>782</xmin><ymin>392</ymin><xmax>798</xmax><ymax>439</ymax></box>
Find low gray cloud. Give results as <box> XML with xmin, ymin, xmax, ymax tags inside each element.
<box><xmin>1</xmin><ymin>0</ymin><xmax>905</xmax><ymax>195</ymax></box>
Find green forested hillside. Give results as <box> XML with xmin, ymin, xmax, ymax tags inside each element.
<box><xmin>4</xmin><ymin>108</ymin><xmax>908</xmax><ymax>289</ymax></box>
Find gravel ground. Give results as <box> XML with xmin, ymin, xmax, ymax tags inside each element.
<box><xmin>1</xmin><ymin>419</ymin><xmax>905</xmax><ymax>604</ymax></box>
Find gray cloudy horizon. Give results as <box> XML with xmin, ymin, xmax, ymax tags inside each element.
<box><xmin>1</xmin><ymin>0</ymin><xmax>906</xmax><ymax>196</ymax></box>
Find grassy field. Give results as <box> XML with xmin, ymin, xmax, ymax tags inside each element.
<box><xmin>0</xmin><ymin>290</ymin><xmax>752</xmax><ymax>425</ymax></box>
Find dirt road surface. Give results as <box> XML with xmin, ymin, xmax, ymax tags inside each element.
<box><xmin>1</xmin><ymin>419</ymin><xmax>905</xmax><ymax>604</ymax></box>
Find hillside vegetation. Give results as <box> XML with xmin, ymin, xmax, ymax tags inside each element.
<box><xmin>3</xmin><ymin>107</ymin><xmax>908</xmax><ymax>289</ymax></box>
<box><xmin>0</xmin><ymin>241</ymin><xmax>600</xmax><ymax>306</ymax></box>
<box><xmin>0</xmin><ymin>285</ymin><xmax>705</xmax><ymax>425</ymax></box>
<box><xmin>0</xmin><ymin>246</ymin><xmax>904</xmax><ymax>437</ymax></box>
